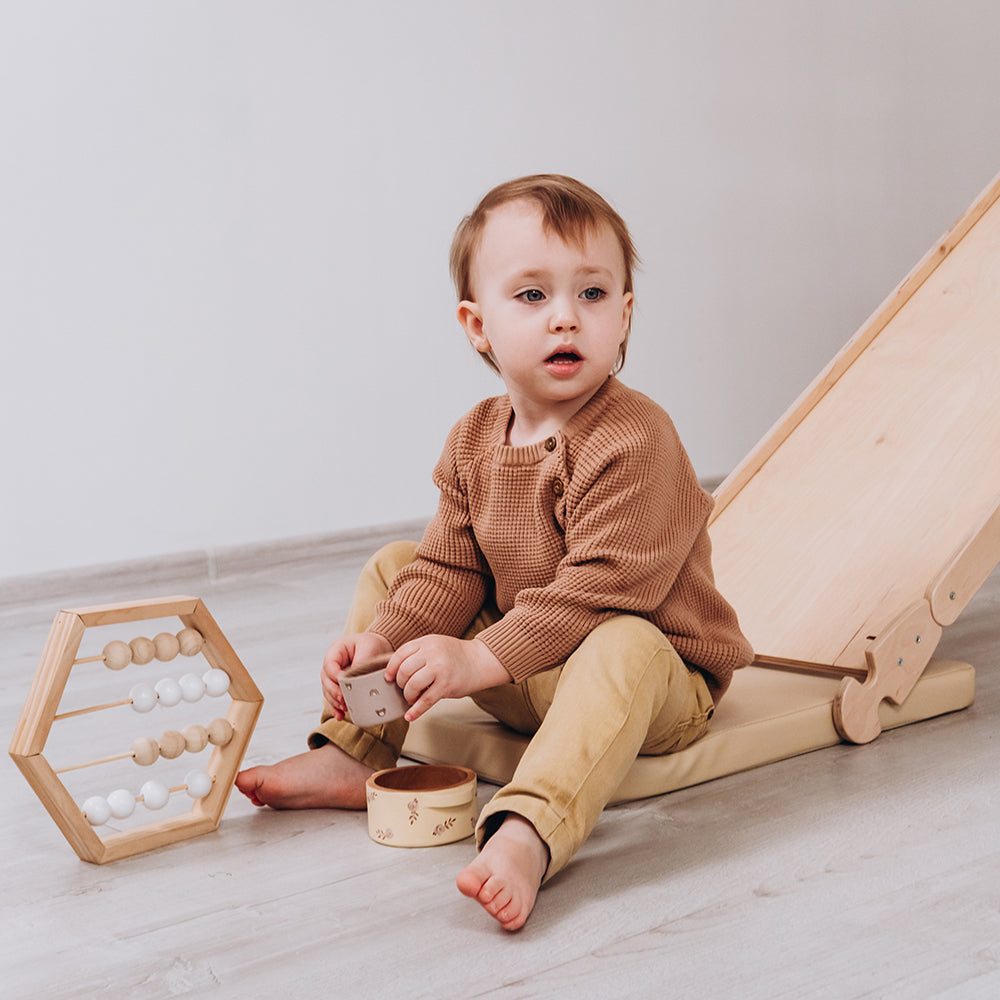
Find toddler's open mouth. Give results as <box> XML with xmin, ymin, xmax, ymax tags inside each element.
<box><xmin>546</xmin><ymin>351</ymin><xmax>582</xmax><ymax>364</ymax></box>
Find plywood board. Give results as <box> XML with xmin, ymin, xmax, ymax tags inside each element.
<box><xmin>709</xmin><ymin>171</ymin><xmax>1000</xmax><ymax>677</ymax></box>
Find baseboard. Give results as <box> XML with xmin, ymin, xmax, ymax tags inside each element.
<box><xmin>1</xmin><ymin>476</ymin><xmax>728</xmax><ymax>615</ymax></box>
<box><xmin>0</xmin><ymin>518</ymin><xmax>431</xmax><ymax>614</ymax></box>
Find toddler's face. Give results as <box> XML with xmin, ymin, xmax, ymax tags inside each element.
<box><xmin>458</xmin><ymin>199</ymin><xmax>633</xmax><ymax>435</ymax></box>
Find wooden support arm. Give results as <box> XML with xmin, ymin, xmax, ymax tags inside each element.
<box><xmin>833</xmin><ymin>601</ymin><xmax>942</xmax><ymax>744</ymax></box>
<box><xmin>927</xmin><ymin>502</ymin><xmax>1000</xmax><ymax>627</ymax></box>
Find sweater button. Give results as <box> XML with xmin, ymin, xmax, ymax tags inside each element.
<box><xmin>543</xmin><ymin>436</ymin><xmax>557</xmax><ymax>452</ymax></box>
<box><xmin>551</xmin><ymin>478</ymin><xmax>564</xmax><ymax>497</ymax></box>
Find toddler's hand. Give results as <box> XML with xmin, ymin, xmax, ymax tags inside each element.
<box><xmin>321</xmin><ymin>633</ymin><xmax>394</xmax><ymax>720</ymax></box>
<box><xmin>386</xmin><ymin>635</ymin><xmax>511</xmax><ymax>722</ymax></box>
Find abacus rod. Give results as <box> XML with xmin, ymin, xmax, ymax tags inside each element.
<box><xmin>73</xmin><ymin>654</ymin><xmax>107</xmax><ymax>665</ymax></box>
<box><xmin>53</xmin><ymin>698</ymin><xmax>131</xmax><ymax>720</ymax></box>
<box><xmin>56</xmin><ymin>751</ymin><xmax>133</xmax><ymax>774</ymax></box>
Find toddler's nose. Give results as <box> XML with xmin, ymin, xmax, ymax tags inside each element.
<box><xmin>549</xmin><ymin>301</ymin><xmax>579</xmax><ymax>333</ymax></box>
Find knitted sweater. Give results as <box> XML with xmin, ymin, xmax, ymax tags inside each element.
<box><xmin>371</xmin><ymin>377</ymin><xmax>753</xmax><ymax>700</ymax></box>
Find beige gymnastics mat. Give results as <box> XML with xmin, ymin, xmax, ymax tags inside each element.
<box><xmin>403</xmin><ymin>659</ymin><xmax>974</xmax><ymax>803</ymax></box>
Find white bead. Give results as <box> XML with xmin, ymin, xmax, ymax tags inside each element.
<box><xmin>184</xmin><ymin>769</ymin><xmax>213</xmax><ymax>799</ymax></box>
<box><xmin>178</xmin><ymin>672</ymin><xmax>206</xmax><ymax>703</ymax></box>
<box><xmin>203</xmin><ymin>668</ymin><xmax>231</xmax><ymax>697</ymax></box>
<box><xmin>140</xmin><ymin>780</ymin><xmax>169</xmax><ymax>810</ymax></box>
<box><xmin>82</xmin><ymin>796</ymin><xmax>111</xmax><ymax>826</ymax></box>
<box><xmin>129</xmin><ymin>683</ymin><xmax>157</xmax><ymax>713</ymax></box>
<box><xmin>107</xmin><ymin>788</ymin><xmax>137</xmax><ymax>819</ymax></box>
<box><xmin>154</xmin><ymin>677</ymin><xmax>182</xmax><ymax>707</ymax></box>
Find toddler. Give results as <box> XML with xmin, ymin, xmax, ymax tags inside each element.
<box><xmin>237</xmin><ymin>174</ymin><xmax>753</xmax><ymax>931</ymax></box>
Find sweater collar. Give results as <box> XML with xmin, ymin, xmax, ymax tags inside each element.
<box><xmin>491</xmin><ymin>377</ymin><xmax>620</xmax><ymax>464</ymax></box>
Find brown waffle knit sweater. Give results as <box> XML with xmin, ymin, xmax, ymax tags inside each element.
<box><xmin>371</xmin><ymin>377</ymin><xmax>753</xmax><ymax>700</ymax></box>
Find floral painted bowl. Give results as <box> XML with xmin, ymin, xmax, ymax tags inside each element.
<box><xmin>365</xmin><ymin>764</ymin><xmax>478</xmax><ymax>848</ymax></box>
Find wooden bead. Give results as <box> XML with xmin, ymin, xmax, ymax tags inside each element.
<box><xmin>154</xmin><ymin>677</ymin><xmax>182</xmax><ymax>707</ymax></box>
<box><xmin>206</xmin><ymin>718</ymin><xmax>234</xmax><ymax>747</ymax></box>
<box><xmin>153</xmin><ymin>632</ymin><xmax>180</xmax><ymax>661</ymax></box>
<box><xmin>158</xmin><ymin>730</ymin><xmax>186</xmax><ymax>760</ymax></box>
<box><xmin>178</xmin><ymin>672</ymin><xmax>206</xmax><ymax>703</ymax></box>
<box><xmin>129</xmin><ymin>636</ymin><xmax>156</xmax><ymax>665</ymax></box>
<box><xmin>107</xmin><ymin>788</ymin><xmax>137</xmax><ymax>819</ymax></box>
<box><xmin>182</xmin><ymin>724</ymin><xmax>209</xmax><ymax>754</ymax></box>
<box><xmin>131</xmin><ymin>736</ymin><xmax>160</xmax><ymax>766</ymax></box>
<box><xmin>203</xmin><ymin>668</ymin><xmax>231</xmax><ymax>697</ymax></box>
<box><xmin>102</xmin><ymin>640</ymin><xmax>132</xmax><ymax>671</ymax></box>
<box><xmin>139</xmin><ymin>780</ymin><xmax>169</xmax><ymax>810</ymax></box>
<box><xmin>82</xmin><ymin>796</ymin><xmax>111</xmax><ymax>826</ymax></box>
<box><xmin>129</xmin><ymin>683</ymin><xmax>157</xmax><ymax>714</ymax></box>
<box><xmin>176</xmin><ymin>627</ymin><xmax>204</xmax><ymax>656</ymax></box>
<box><xmin>184</xmin><ymin>769</ymin><xmax>213</xmax><ymax>799</ymax></box>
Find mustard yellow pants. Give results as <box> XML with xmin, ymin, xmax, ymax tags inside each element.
<box><xmin>309</xmin><ymin>541</ymin><xmax>715</xmax><ymax>880</ymax></box>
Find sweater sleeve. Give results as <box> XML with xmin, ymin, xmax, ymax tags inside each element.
<box><xmin>368</xmin><ymin>419</ymin><xmax>492</xmax><ymax>649</ymax></box>
<box><xmin>475</xmin><ymin>413</ymin><xmax>713</xmax><ymax>682</ymax></box>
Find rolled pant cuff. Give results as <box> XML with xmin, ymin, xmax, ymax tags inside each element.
<box><xmin>307</xmin><ymin>718</ymin><xmax>400</xmax><ymax>774</ymax></box>
<box><xmin>476</xmin><ymin>793</ymin><xmax>577</xmax><ymax>884</ymax></box>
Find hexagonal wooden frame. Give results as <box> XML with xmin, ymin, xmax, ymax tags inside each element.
<box><xmin>9</xmin><ymin>596</ymin><xmax>263</xmax><ymax>863</ymax></box>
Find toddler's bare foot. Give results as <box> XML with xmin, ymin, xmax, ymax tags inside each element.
<box><xmin>456</xmin><ymin>814</ymin><xmax>549</xmax><ymax>931</ymax></box>
<box><xmin>235</xmin><ymin>744</ymin><xmax>372</xmax><ymax>810</ymax></box>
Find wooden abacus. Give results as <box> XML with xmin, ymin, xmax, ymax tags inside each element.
<box><xmin>9</xmin><ymin>596</ymin><xmax>263</xmax><ymax>863</ymax></box>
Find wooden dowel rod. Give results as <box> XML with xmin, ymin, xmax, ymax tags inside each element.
<box><xmin>53</xmin><ymin>698</ymin><xmax>131</xmax><ymax>721</ymax></box>
<box><xmin>55</xmin><ymin>752</ymin><xmax>132</xmax><ymax>774</ymax></box>
<box><xmin>753</xmin><ymin>655</ymin><xmax>868</xmax><ymax>682</ymax></box>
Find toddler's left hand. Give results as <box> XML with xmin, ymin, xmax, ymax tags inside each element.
<box><xmin>386</xmin><ymin>635</ymin><xmax>511</xmax><ymax>722</ymax></box>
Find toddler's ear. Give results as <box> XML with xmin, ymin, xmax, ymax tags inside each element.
<box><xmin>621</xmin><ymin>290</ymin><xmax>634</xmax><ymax>334</ymax></box>
<box><xmin>457</xmin><ymin>300</ymin><xmax>490</xmax><ymax>354</ymax></box>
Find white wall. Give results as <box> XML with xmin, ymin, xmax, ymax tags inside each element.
<box><xmin>3</xmin><ymin>1</ymin><xmax>1000</xmax><ymax>579</ymax></box>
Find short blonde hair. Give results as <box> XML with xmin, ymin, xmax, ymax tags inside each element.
<box><xmin>450</xmin><ymin>174</ymin><xmax>639</xmax><ymax>375</ymax></box>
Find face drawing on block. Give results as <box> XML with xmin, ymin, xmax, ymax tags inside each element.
<box><xmin>339</xmin><ymin>657</ymin><xmax>407</xmax><ymax>726</ymax></box>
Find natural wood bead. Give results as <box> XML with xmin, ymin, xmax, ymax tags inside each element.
<box><xmin>129</xmin><ymin>636</ymin><xmax>156</xmax><ymax>665</ymax></box>
<box><xmin>102</xmin><ymin>640</ymin><xmax>132</xmax><ymax>671</ymax></box>
<box><xmin>158</xmin><ymin>730</ymin><xmax>186</xmax><ymax>759</ymax></box>
<box><xmin>153</xmin><ymin>632</ymin><xmax>180</xmax><ymax>661</ymax></box>
<box><xmin>206</xmin><ymin>718</ymin><xmax>234</xmax><ymax>747</ymax></box>
<box><xmin>131</xmin><ymin>736</ymin><xmax>160</xmax><ymax>766</ymax></box>
<box><xmin>182</xmin><ymin>724</ymin><xmax>209</xmax><ymax>753</ymax></box>
<box><xmin>176</xmin><ymin>628</ymin><xmax>204</xmax><ymax>656</ymax></box>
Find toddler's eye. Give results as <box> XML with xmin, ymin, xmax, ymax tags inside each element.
<box><xmin>581</xmin><ymin>287</ymin><xmax>606</xmax><ymax>301</ymax></box>
<box><xmin>518</xmin><ymin>289</ymin><xmax>545</xmax><ymax>303</ymax></box>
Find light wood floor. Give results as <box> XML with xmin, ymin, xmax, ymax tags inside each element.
<box><xmin>2</xmin><ymin>526</ymin><xmax>998</xmax><ymax>999</ymax></box>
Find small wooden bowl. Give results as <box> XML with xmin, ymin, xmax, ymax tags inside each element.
<box><xmin>365</xmin><ymin>765</ymin><xmax>478</xmax><ymax>848</ymax></box>
<box><xmin>339</xmin><ymin>654</ymin><xmax>409</xmax><ymax>727</ymax></box>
